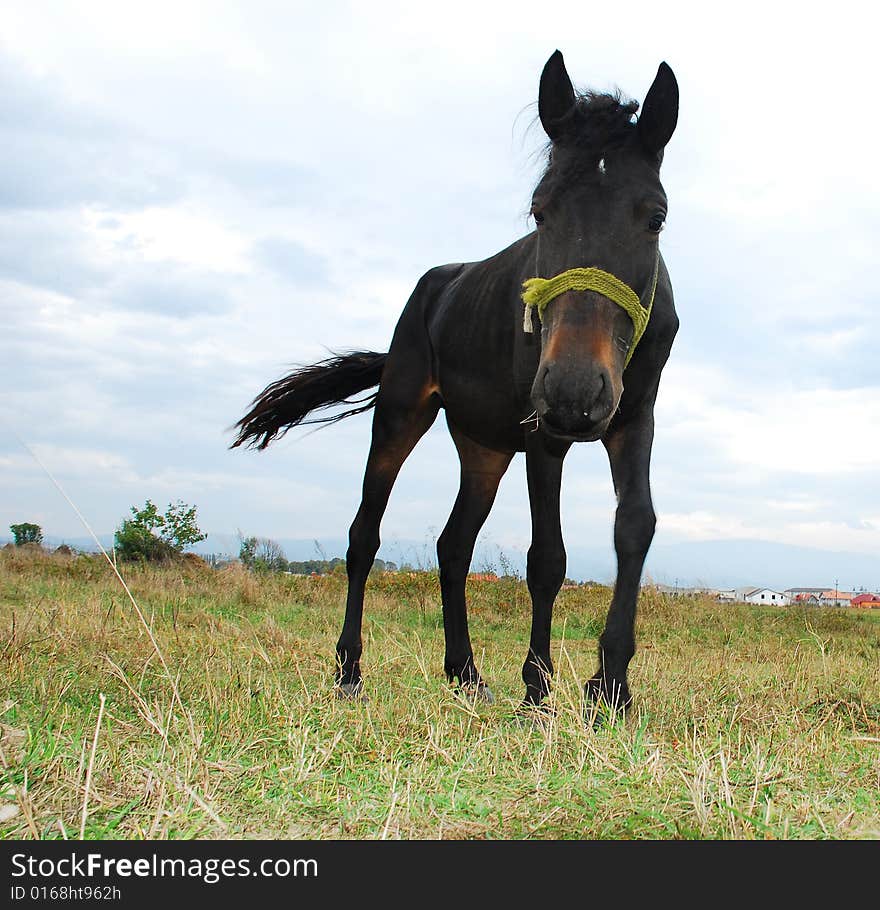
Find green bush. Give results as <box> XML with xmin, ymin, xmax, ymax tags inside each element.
<box><xmin>115</xmin><ymin>500</ymin><xmax>206</xmax><ymax>562</ymax></box>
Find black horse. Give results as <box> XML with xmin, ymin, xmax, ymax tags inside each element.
<box><xmin>233</xmin><ymin>51</ymin><xmax>679</xmax><ymax>713</ymax></box>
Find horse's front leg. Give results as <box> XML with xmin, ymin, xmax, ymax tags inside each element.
<box><xmin>586</xmin><ymin>404</ymin><xmax>657</xmax><ymax>713</ymax></box>
<box><xmin>521</xmin><ymin>433</ymin><xmax>570</xmax><ymax>708</ymax></box>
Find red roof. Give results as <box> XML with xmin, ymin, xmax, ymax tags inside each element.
<box><xmin>851</xmin><ymin>593</ymin><xmax>880</xmax><ymax>606</ymax></box>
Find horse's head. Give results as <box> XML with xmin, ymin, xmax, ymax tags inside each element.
<box><xmin>527</xmin><ymin>51</ymin><xmax>678</xmax><ymax>441</ymax></box>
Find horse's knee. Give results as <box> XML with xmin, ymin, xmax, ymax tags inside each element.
<box><xmin>526</xmin><ymin>543</ymin><xmax>566</xmax><ymax>599</ymax></box>
<box><xmin>437</xmin><ymin>530</ymin><xmax>465</xmax><ymax>578</ymax></box>
<box><xmin>436</xmin><ymin>528</ymin><xmax>450</xmax><ymax>562</ymax></box>
<box><xmin>346</xmin><ymin>515</ymin><xmax>380</xmax><ymax>578</ymax></box>
<box><xmin>614</xmin><ymin>500</ymin><xmax>655</xmax><ymax>557</ymax></box>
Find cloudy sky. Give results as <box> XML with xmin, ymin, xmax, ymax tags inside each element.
<box><xmin>2</xmin><ymin>1</ymin><xmax>878</xmax><ymax>585</ymax></box>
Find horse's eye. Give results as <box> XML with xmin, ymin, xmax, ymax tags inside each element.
<box><xmin>533</xmin><ymin>210</ymin><xmax>545</xmax><ymax>226</ymax></box>
<box><xmin>648</xmin><ymin>212</ymin><xmax>666</xmax><ymax>233</ymax></box>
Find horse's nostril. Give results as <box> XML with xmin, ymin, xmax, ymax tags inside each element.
<box><xmin>587</xmin><ymin>373</ymin><xmax>612</xmax><ymax>424</ymax></box>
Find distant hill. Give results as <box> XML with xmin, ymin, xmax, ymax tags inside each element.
<box><xmin>266</xmin><ymin>536</ymin><xmax>880</xmax><ymax>591</ymax></box>
<box><xmin>642</xmin><ymin>538</ymin><xmax>880</xmax><ymax>591</ymax></box>
<box><xmin>4</xmin><ymin>533</ymin><xmax>877</xmax><ymax>592</ymax></box>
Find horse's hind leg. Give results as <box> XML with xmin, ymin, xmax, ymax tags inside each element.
<box><xmin>336</xmin><ymin>373</ymin><xmax>440</xmax><ymax>697</ymax></box>
<box><xmin>437</xmin><ymin>422</ymin><xmax>513</xmax><ymax>701</ymax></box>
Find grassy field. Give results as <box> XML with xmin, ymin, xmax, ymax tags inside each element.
<box><xmin>1</xmin><ymin>546</ymin><xmax>878</xmax><ymax>840</ymax></box>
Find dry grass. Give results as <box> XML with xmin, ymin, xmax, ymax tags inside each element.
<box><xmin>1</xmin><ymin>547</ymin><xmax>878</xmax><ymax>840</ymax></box>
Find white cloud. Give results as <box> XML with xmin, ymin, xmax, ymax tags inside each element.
<box><xmin>764</xmin><ymin>497</ymin><xmax>825</xmax><ymax>513</ymax></box>
<box><xmin>84</xmin><ymin>206</ymin><xmax>252</xmax><ymax>274</ymax></box>
<box><xmin>778</xmin><ymin>521</ymin><xmax>880</xmax><ymax>555</ymax></box>
<box><xmin>659</xmin><ymin>510</ymin><xmax>760</xmax><ymax>542</ymax></box>
<box><xmin>659</xmin><ymin>362</ymin><xmax>880</xmax><ymax>475</ymax></box>
<box><xmin>26</xmin><ymin>445</ymin><xmax>138</xmax><ymax>483</ymax></box>
<box><xmin>658</xmin><ymin>510</ymin><xmax>880</xmax><ymax>556</ymax></box>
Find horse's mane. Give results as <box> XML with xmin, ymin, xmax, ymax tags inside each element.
<box><xmin>535</xmin><ymin>90</ymin><xmax>640</xmax><ymax>198</ymax></box>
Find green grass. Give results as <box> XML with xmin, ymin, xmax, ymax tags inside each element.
<box><xmin>0</xmin><ymin>547</ymin><xmax>878</xmax><ymax>840</ymax></box>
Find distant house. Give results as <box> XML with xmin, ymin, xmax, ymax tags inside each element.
<box><xmin>708</xmin><ymin>587</ymin><xmax>754</xmax><ymax>603</ymax></box>
<box><xmin>785</xmin><ymin>587</ymin><xmax>865</xmax><ymax>607</ymax></box>
<box><xmin>851</xmin><ymin>593</ymin><xmax>880</xmax><ymax>608</ymax></box>
<box><xmin>650</xmin><ymin>583</ymin><xmax>679</xmax><ymax>596</ymax></box>
<box><xmin>692</xmin><ymin>586</ymin><xmax>724</xmax><ymax>598</ymax></box>
<box><xmin>784</xmin><ymin>587</ymin><xmax>826</xmax><ymax>600</ymax></box>
<box><xmin>732</xmin><ymin>586</ymin><xmax>759</xmax><ymax>602</ymax></box>
<box><xmin>743</xmin><ymin>588</ymin><xmax>791</xmax><ymax>606</ymax></box>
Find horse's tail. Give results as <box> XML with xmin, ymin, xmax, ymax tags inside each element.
<box><xmin>230</xmin><ymin>351</ymin><xmax>387</xmax><ymax>450</ymax></box>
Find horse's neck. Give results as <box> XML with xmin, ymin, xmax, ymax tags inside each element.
<box><xmin>445</xmin><ymin>233</ymin><xmax>536</xmax><ymax>320</ymax></box>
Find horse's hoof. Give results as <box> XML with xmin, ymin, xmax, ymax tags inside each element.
<box><xmin>513</xmin><ymin>700</ymin><xmax>554</xmax><ymax>727</ymax></box>
<box><xmin>459</xmin><ymin>682</ymin><xmax>495</xmax><ymax>704</ymax></box>
<box><xmin>583</xmin><ymin>676</ymin><xmax>631</xmax><ymax>725</ymax></box>
<box><xmin>336</xmin><ymin>682</ymin><xmax>368</xmax><ymax>702</ymax></box>
<box><xmin>584</xmin><ymin>705</ymin><xmax>629</xmax><ymax>729</ymax></box>
<box><xmin>474</xmin><ymin>683</ymin><xmax>495</xmax><ymax>704</ymax></box>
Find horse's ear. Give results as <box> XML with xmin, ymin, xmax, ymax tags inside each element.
<box><xmin>637</xmin><ymin>62</ymin><xmax>679</xmax><ymax>157</ymax></box>
<box><xmin>538</xmin><ymin>50</ymin><xmax>576</xmax><ymax>142</ymax></box>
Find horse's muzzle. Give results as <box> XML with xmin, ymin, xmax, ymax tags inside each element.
<box><xmin>531</xmin><ymin>361</ymin><xmax>616</xmax><ymax>441</ymax></box>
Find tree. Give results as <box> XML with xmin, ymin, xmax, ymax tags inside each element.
<box><xmin>239</xmin><ymin>535</ymin><xmax>287</xmax><ymax>573</ymax></box>
<box><xmin>10</xmin><ymin>523</ymin><xmax>42</xmax><ymax>546</ymax></box>
<box><xmin>239</xmin><ymin>535</ymin><xmax>258</xmax><ymax>569</ymax></box>
<box><xmin>114</xmin><ymin>500</ymin><xmax>207</xmax><ymax>562</ymax></box>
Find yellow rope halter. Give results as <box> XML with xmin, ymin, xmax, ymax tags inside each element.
<box><xmin>521</xmin><ymin>249</ymin><xmax>660</xmax><ymax>367</ymax></box>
